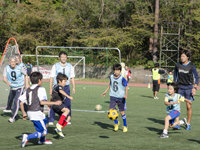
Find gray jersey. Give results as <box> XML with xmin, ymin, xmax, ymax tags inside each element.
<box><xmin>26</xmin><ymin>85</ymin><xmax>44</xmax><ymax>112</ymax></box>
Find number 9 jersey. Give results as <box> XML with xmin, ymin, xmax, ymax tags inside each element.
<box><xmin>109</xmin><ymin>74</ymin><xmax>127</xmax><ymax>98</ymax></box>
<box><xmin>165</xmin><ymin>93</ymin><xmax>185</xmax><ymax>113</ymax></box>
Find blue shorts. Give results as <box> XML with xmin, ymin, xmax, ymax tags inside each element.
<box><xmin>32</xmin><ymin>117</ymin><xmax>48</xmax><ymax>135</ymax></box>
<box><xmin>168</xmin><ymin>110</ymin><xmax>180</xmax><ymax>125</ymax></box>
<box><xmin>178</xmin><ymin>88</ymin><xmax>194</xmax><ymax>101</ymax></box>
<box><xmin>110</xmin><ymin>97</ymin><xmax>125</xmax><ymax>111</ymax></box>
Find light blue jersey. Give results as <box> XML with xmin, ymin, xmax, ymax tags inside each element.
<box><xmin>165</xmin><ymin>93</ymin><xmax>185</xmax><ymax>113</ymax></box>
<box><xmin>53</xmin><ymin>62</ymin><xmax>72</xmax><ymax>85</ymax></box>
<box><xmin>6</xmin><ymin>65</ymin><xmax>24</xmax><ymax>88</ymax></box>
<box><xmin>109</xmin><ymin>74</ymin><xmax>127</xmax><ymax>98</ymax></box>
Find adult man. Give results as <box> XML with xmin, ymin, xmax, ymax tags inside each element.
<box><xmin>152</xmin><ymin>63</ymin><xmax>165</xmax><ymax>99</ymax></box>
<box><xmin>174</xmin><ymin>50</ymin><xmax>199</xmax><ymax>130</ymax></box>
<box><xmin>48</xmin><ymin>51</ymin><xmax>75</xmax><ymax>125</ymax></box>
<box><xmin>26</xmin><ymin>61</ymin><xmax>33</xmax><ymax>77</ymax></box>
<box><xmin>3</xmin><ymin>56</ymin><xmax>29</xmax><ymax>122</ymax></box>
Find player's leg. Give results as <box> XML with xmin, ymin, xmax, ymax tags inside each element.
<box><xmin>110</xmin><ymin>99</ymin><xmax>119</xmax><ymax>131</ymax></box>
<box><xmin>49</xmin><ymin>106</ymin><xmax>56</xmax><ymax>125</ymax></box>
<box><xmin>185</xmin><ymin>88</ymin><xmax>193</xmax><ymax>130</ymax></box>
<box><xmin>4</xmin><ymin>89</ymin><xmax>15</xmax><ymax>112</ymax></box>
<box><xmin>118</xmin><ymin>99</ymin><xmax>127</xmax><ymax>132</ymax></box>
<box><xmin>9</xmin><ymin>88</ymin><xmax>23</xmax><ymax>122</ymax></box>
<box><xmin>171</xmin><ymin>118</ymin><xmax>187</xmax><ymax>128</ymax></box>
<box><xmin>64</xmin><ymin>85</ymin><xmax>71</xmax><ymax>123</ymax></box>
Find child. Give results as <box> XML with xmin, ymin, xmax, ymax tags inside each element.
<box><xmin>50</xmin><ymin>73</ymin><xmax>73</xmax><ymax>138</ymax></box>
<box><xmin>167</xmin><ymin>70</ymin><xmax>173</xmax><ymax>86</ymax></box>
<box><xmin>101</xmin><ymin>63</ymin><xmax>128</xmax><ymax>132</ymax></box>
<box><xmin>19</xmin><ymin>72</ymin><xmax>62</xmax><ymax>148</ymax></box>
<box><xmin>159</xmin><ymin>82</ymin><xmax>192</xmax><ymax>138</ymax></box>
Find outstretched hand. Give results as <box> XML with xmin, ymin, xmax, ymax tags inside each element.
<box><xmin>23</xmin><ymin>113</ymin><xmax>27</xmax><ymax>120</ymax></box>
<box><xmin>101</xmin><ymin>92</ymin><xmax>106</xmax><ymax>97</ymax></box>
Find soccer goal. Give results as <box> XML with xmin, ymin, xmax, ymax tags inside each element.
<box><xmin>35</xmin><ymin>46</ymin><xmax>121</xmax><ymax>112</ymax></box>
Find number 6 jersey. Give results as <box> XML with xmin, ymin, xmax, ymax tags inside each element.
<box><xmin>109</xmin><ymin>74</ymin><xmax>127</xmax><ymax>99</ymax></box>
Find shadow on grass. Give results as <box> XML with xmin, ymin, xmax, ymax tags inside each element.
<box><xmin>145</xmin><ymin>127</ymin><xmax>163</xmax><ymax>135</ymax></box>
<box><xmin>93</xmin><ymin>121</ymin><xmax>113</xmax><ymax>130</ymax></box>
<box><xmin>188</xmin><ymin>139</ymin><xmax>200</xmax><ymax>144</ymax></box>
<box><xmin>148</xmin><ymin>118</ymin><xmax>164</xmax><ymax>125</ymax></box>
<box><xmin>104</xmin><ymin>101</ymin><xmax>110</xmax><ymax>103</ymax></box>
<box><xmin>99</xmin><ymin>136</ymin><xmax>109</xmax><ymax>138</ymax></box>
<box><xmin>1</xmin><ymin>113</ymin><xmax>22</xmax><ymax>121</ymax></box>
<box><xmin>141</xmin><ymin>95</ymin><xmax>153</xmax><ymax>99</ymax></box>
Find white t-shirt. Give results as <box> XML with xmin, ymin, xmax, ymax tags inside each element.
<box><xmin>50</xmin><ymin>63</ymin><xmax>75</xmax><ymax>78</ymax></box>
<box><xmin>19</xmin><ymin>84</ymin><xmax>47</xmax><ymax>121</ymax></box>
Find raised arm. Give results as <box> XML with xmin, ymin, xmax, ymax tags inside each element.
<box><xmin>59</xmin><ymin>89</ymin><xmax>73</xmax><ymax>100</ymax></box>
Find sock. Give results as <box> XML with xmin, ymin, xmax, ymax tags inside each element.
<box><xmin>40</xmin><ymin>136</ymin><xmax>45</xmax><ymax>143</ymax></box>
<box><xmin>122</xmin><ymin>114</ymin><xmax>127</xmax><ymax>127</ymax></box>
<box><xmin>179</xmin><ymin>120</ymin><xmax>184</xmax><ymax>125</ymax></box>
<box><xmin>114</xmin><ymin>119</ymin><xmax>118</xmax><ymax>124</ymax></box>
<box><xmin>61</xmin><ymin>120</ymin><xmax>68</xmax><ymax>129</ymax></box>
<box><xmin>27</xmin><ymin>132</ymin><xmax>42</xmax><ymax>140</ymax></box>
<box><xmin>163</xmin><ymin>129</ymin><xmax>168</xmax><ymax>134</ymax></box>
<box><xmin>58</xmin><ymin>114</ymin><xmax>67</xmax><ymax>126</ymax></box>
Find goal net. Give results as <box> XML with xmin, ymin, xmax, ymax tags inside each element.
<box><xmin>35</xmin><ymin>46</ymin><xmax>121</xmax><ymax>112</ymax></box>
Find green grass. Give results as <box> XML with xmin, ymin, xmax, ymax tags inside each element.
<box><xmin>1</xmin><ymin>84</ymin><xmax>200</xmax><ymax>150</ymax></box>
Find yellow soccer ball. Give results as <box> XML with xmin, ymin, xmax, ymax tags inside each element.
<box><xmin>107</xmin><ymin>109</ymin><xmax>119</xmax><ymax>120</ymax></box>
<box><xmin>95</xmin><ymin>104</ymin><xmax>102</xmax><ymax>111</ymax></box>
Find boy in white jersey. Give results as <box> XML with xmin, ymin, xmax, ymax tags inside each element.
<box><xmin>19</xmin><ymin>72</ymin><xmax>62</xmax><ymax>148</ymax></box>
<box><xmin>3</xmin><ymin>56</ymin><xmax>28</xmax><ymax>123</ymax></box>
<box><xmin>101</xmin><ymin>63</ymin><xmax>128</xmax><ymax>132</ymax></box>
<box><xmin>159</xmin><ymin>83</ymin><xmax>192</xmax><ymax>138</ymax></box>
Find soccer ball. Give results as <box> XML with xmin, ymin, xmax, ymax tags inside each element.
<box><xmin>95</xmin><ymin>104</ymin><xmax>102</xmax><ymax>111</ymax></box>
<box><xmin>107</xmin><ymin>109</ymin><xmax>119</xmax><ymax>120</ymax></box>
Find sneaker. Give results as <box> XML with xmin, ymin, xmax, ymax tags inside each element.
<box><xmin>21</xmin><ymin>134</ymin><xmax>28</xmax><ymax>148</ymax></box>
<box><xmin>8</xmin><ymin>118</ymin><xmax>15</xmax><ymax>123</ymax></box>
<box><xmin>114</xmin><ymin>121</ymin><xmax>120</xmax><ymax>131</ymax></box>
<box><xmin>67</xmin><ymin>122</ymin><xmax>71</xmax><ymax>125</ymax></box>
<box><xmin>182</xmin><ymin>118</ymin><xmax>187</xmax><ymax>127</ymax></box>
<box><xmin>55</xmin><ymin>128</ymin><xmax>65</xmax><ymax>138</ymax></box>
<box><xmin>38</xmin><ymin>139</ymin><xmax>53</xmax><ymax>145</ymax></box>
<box><xmin>56</xmin><ymin>123</ymin><xmax>62</xmax><ymax>132</ymax></box>
<box><xmin>154</xmin><ymin>97</ymin><xmax>159</xmax><ymax>99</ymax></box>
<box><xmin>49</xmin><ymin>122</ymin><xmax>54</xmax><ymax>126</ymax></box>
<box><xmin>159</xmin><ymin>133</ymin><xmax>169</xmax><ymax>138</ymax></box>
<box><xmin>186</xmin><ymin>124</ymin><xmax>191</xmax><ymax>130</ymax></box>
<box><xmin>173</xmin><ymin>125</ymin><xmax>181</xmax><ymax>130</ymax></box>
<box><xmin>3</xmin><ymin>109</ymin><xmax>11</xmax><ymax>113</ymax></box>
<box><xmin>123</xmin><ymin>126</ymin><xmax>128</xmax><ymax>132</ymax></box>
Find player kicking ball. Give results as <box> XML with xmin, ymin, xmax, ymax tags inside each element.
<box><xmin>101</xmin><ymin>63</ymin><xmax>128</xmax><ymax>132</ymax></box>
<box><xmin>50</xmin><ymin>73</ymin><xmax>73</xmax><ymax>138</ymax></box>
<box><xmin>159</xmin><ymin>83</ymin><xmax>192</xmax><ymax>138</ymax></box>
<box><xmin>19</xmin><ymin>72</ymin><xmax>62</xmax><ymax>148</ymax></box>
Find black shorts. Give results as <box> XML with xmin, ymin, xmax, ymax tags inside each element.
<box><xmin>52</xmin><ymin>103</ymin><xmax>65</xmax><ymax>116</ymax></box>
<box><xmin>27</xmin><ymin>72</ymin><xmax>31</xmax><ymax>77</ymax></box>
<box><xmin>110</xmin><ymin>97</ymin><xmax>125</xmax><ymax>111</ymax></box>
<box><xmin>153</xmin><ymin>84</ymin><xmax>160</xmax><ymax>92</ymax></box>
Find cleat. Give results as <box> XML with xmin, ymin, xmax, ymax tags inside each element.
<box><xmin>38</xmin><ymin>139</ymin><xmax>52</xmax><ymax>145</ymax></box>
<box><xmin>3</xmin><ymin>109</ymin><xmax>11</xmax><ymax>113</ymax></box>
<box><xmin>8</xmin><ymin>118</ymin><xmax>15</xmax><ymax>123</ymax></box>
<box><xmin>114</xmin><ymin>121</ymin><xmax>120</xmax><ymax>131</ymax></box>
<box><xmin>67</xmin><ymin>122</ymin><xmax>71</xmax><ymax>125</ymax></box>
<box><xmin>186</xmin><ymin>124</ymin><xmax>191</xmax><ymax>130</ymax></box>
<box><xmin>55</xmin><ymin>128</ymin><xmax>65</xmax><ymax>138</ymax></box>
<box><xmin>123</xmin><ymin>126</ymin><xmax>128</xmax><ymax>132</ymax></box>
<box><xmin>159</xmin><ymin>133</ymin><xmax>169</xmax><ymax>138</ymax></box>
<box><xmin>56</xmin><ymin>123</ymin><xmax>63</xmax><ymax>132</ymax></box>
<box><xmin>21</xmin><ymin>134</ymin><xmax>28</xmax><ymax>148</ymax></box>
<box><xmin>48</xmin><ymin>122</ymin><xmax>54</xmax><ymax>126</ymax></box>
<box><xmin>154</xmin><ymin>97</ymin><xmax>159</xmax><ymax>99</ymax></box>
<box><xmin>173</xmin><ymin>125</ymin><xmax>181</xmax><ymax>130</ymax></box>
<box><xmin>182</xmin><ymin>118</ymin><xmax>187</xmax><ymax>127</ymax></box>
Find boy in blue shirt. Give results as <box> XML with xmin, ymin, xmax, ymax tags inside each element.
<box><xmin>101</xmin><ymin>63</ymin><xmax>128</xmax><ymax>132</ymax></box>
<box><xmin>159</xmin><ymin>83</ymin><xmax>192</xmax><ymax>138</ymax></box>
<box><xmin>26</xmin><ymin>61</ymin><xmax>33</xmax><ymax>77</ymax></box>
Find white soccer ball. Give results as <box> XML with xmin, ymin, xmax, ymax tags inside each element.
<box><xmin>83</xmin><ymin>87</ymin><xmax>86</xmax><ymax>89</ymax></box>
<box><xmin>95</xmin><ymin>104</ymin><xmax>102</xmax><ymax>111</ymax></box>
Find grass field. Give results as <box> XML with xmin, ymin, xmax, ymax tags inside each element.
<box><xmin>0</xmin><ymin>82</ymin><xmax>200</xmax><ymax>150</ymax></box>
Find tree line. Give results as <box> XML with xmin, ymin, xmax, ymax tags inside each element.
<box><xmin>0</xmin><ymin>0</ymin><xmax>200</xmax><ymax>68</ymax></box>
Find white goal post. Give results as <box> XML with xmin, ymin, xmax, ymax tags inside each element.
<box><xmin>21</xmin><ymin>54</ymin><xmax>85</xmax><ymax>79</ymax></box>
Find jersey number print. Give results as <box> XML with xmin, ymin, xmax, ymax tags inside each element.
<box><xmin>11</xmin><ymin>71</ymin><xmax>16</xmax><ymax>81</ymax></box>
<box><xmin>168</xmin><ymin>99</ymin><xmax>174</xmax><ymax>110</ymax></box>
<box><xmin>113</xmin><ymin>81</ymin><xmax>118</xmax><ymax>92</ymax></box>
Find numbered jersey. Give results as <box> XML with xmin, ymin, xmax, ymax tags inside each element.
<box><xmin>165</xmin><ymin>93</ymin><xmax>185</xmax><ymax>113</ymax></box>
<box><xmin>53</xmin><ymin>62</ymin><xmax>72</xmax><ymax>85</ymax></box>
<box><xmin>109</xmin><ymin>74</ymin><xmax>127</xmax><ymax>98</ymax></box>
<box><xmin>5</xmin><ymin>65</ymin><xmax>24</xmax><ymax>88</ymax></box>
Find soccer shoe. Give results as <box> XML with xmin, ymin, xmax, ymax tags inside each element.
<box><xmin>21</xmin><ymin>134</ymin><xmax>28</xmax><ymax>148</ymax></box>
<box><xmin>55</xmin><ymin>128</ymin><xmax>65</xmax><ymax>138</ymax></box>
<box><xmin>3</xmin><ymin>109</ymin><xmax>11</xmax><ymax>113</ymax></box>
<box><xmin>159</xmin><ymin>133</ymin><xmax>169</xmax><ymax>138</ymax></box>
<box><xmin>56</xmin><ymin>123</ymin><xmax>63</xmax><ymax>132</ymax></box>
<box><xmin>154</xmin><ymin>97</ymin><xmax>159</xmax><ymax>99</ymax></box>
<box><xmin>114</xmin><ymin>121</ymin><xmax>120</xmax><ymax>131</ymax></box>
<box><xmin>173</xmin><ymin>125</ymin><xmax>181</xmax><ymax>130</ymax></box>
<box><xmin>186</xmin><ymin>124</ymin><xmax>191</xmax><ymax>130</ymax></box>
<box><xmin>123</xmin><ymin>126</ymin><xmax>128</xmax><ymax>132</ymax></box>
<box><xmin>182</xmin><ymin>118</ymin><xmax>187</xmax><ymax>127</ymax></box>
<box><xmin>38</xmin><ymin>139</ymin><xmax>53</xmax><ymax>145</ymax></box>
<box><xmin>67</xmin><ymin>122</ymin><xmax>71</xmax><ymax>125</ymax></box>
<box><xmin>49</xmin><ymin>122</ymin><xmax>54</xmax><ymax>126</ymax></box>
<box><xmin>8</xmin><ymin>118</ymin><xmax>15</xmax><ymax>123</ymax></box>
